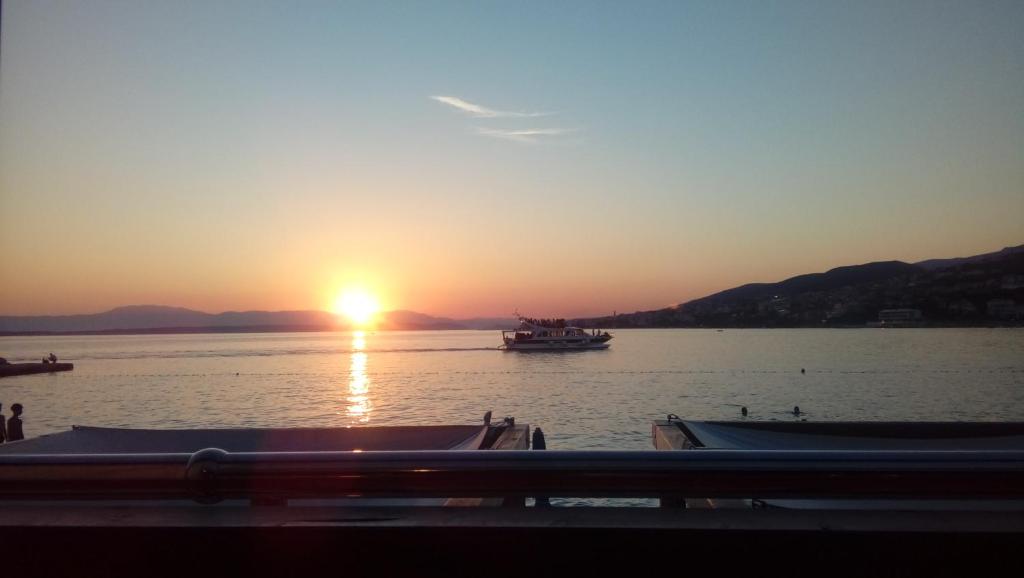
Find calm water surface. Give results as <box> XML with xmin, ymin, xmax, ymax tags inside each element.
<box><xmin>1</xmin><ymin>329</ymin><xmax>1022</xmax><ymax>450</ymax></box>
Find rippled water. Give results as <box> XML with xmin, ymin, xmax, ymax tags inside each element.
<box><xmin>1</xmin><ymin>329</ymin><xmax>1022</xmax><ymax>450</ymax></box>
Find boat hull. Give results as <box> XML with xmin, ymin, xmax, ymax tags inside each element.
<box><xmin>504</xmin><ymin>341</ymin><xmax>610</xmax><ymax>351</ymax></box>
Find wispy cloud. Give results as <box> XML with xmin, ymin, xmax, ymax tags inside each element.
<box><xmin>431</xmin><ymin>95</ymin><xmax>577</xmax><ymax>144</ymax></box>
<box><xmin>431</xmin><ymin>96</ymin><xmax>549</xmax><ymax>118</ymax></box>
<box><xmin>475</xmin><ymin>127</ymin><xmax>577</xmax><ymax>143</ymax></box>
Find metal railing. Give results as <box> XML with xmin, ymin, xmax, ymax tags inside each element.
<box><xmin>1</xmin><ymin>449</ymin><xmax>1023</xmax><ymax>503</ymax></box>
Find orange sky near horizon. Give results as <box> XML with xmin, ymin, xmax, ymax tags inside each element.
<box><xmin>1</xmin><ymin>234</ymin><xmax>1019</xmax><ymax>318</ymax></box>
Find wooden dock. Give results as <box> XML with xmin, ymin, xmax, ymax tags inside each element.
<box><xmin>0</xmin><ymin>362</ymin><xmax>74</xmax><ymax>378</ymax></box>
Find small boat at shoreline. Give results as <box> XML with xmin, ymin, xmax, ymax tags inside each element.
<box><xmin>501</xmin><ymin>317</ymin><xmax>612</xmax><ymax>351</ymax></box>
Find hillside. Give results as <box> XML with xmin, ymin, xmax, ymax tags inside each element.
<box><xmin>694</xmin><ymin>261</ymin><xmax>921</xmax><ymax>305</ymax></box>
<box><xmin>915</xmin><ymin>243</ymin><xmax>1024</xmax><ymax>271</ymax></box>
<box><xmin>575</xmin><ymin>247</ymin><xmax>1024</xmax><ymax>328</ymax></box>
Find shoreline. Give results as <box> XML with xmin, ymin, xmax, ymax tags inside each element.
<box><xmin>2</xmin><ymin>324</ymin><xmax>1022</xmax><ymax>338</ymax></box>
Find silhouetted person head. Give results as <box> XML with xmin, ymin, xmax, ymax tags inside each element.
<box><xmin>11</xmin><ymin>404</ymin><xmax>22</xmax><ymax>416</ymax></box>
<box><xmin>741</xmin><ymin>406</ymin><xmax>748</xmax><ymax>417</ymax></box>
<box><xmin>793</xmin><ymin>405</ymin><xmax>801</xmax><ymax>416</ymax></box>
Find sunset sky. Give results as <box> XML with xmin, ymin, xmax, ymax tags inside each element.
<box><xmin>1</xmin><ymin>1</ymin><xmax>1022</xmax><ymax>318</ymax></box>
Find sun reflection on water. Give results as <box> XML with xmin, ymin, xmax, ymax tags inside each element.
<box><xmin>347</xmin><ymin>331</ymin><xmax>372</xmax><ymax>423</ymax></box>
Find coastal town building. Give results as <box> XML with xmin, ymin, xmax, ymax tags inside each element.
<box><xmin>877</xmin><ymin>308</ymin><xmax>923</xmax><ymax>324</ymax></box>
<box><xmin>986</xmin><ymin>299</ymin><xmax>1023</xmax><ymax>320</ymax></box>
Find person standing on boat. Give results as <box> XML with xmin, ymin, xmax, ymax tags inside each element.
<box><xmin>7</xmin><ymin>404</ymin><xmax>24</xmax><ymax>442</ymax></box>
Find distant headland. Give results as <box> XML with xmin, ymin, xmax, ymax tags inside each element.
<box><xmin>1</xmin><ymin>244</ymin><xmax>1021</xmax><ymax>335</ymax></box>
<box><xmin>573</xmin><ymin>244</ymin><xmax>1024</xmax><ymax>329</ymax></box>
<box><xmin>0</xmin><ymin>307</ymin><xmax>515</xmax><ymax>336</ymax></box>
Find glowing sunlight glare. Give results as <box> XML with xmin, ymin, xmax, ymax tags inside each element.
<box><xmin>333</xmin><ymin>290</ymin><xmax>381</xmax><ymax>326</ymax></box>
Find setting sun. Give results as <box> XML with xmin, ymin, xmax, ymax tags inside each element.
<box><xmin>332</xmin><ymin>289</ymin><xmax>381</xmax><ymax>326</ymax></box>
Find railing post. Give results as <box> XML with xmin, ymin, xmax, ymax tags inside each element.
<box><xmin>185</xmin><ymin>448</ymin><xmax>228</xmax><ymax>504</ymax></box>
<box><xmin>532</xmin><ymin>428</ymin><xmax>550</xmax><ymax>508</ymax></box>
<box><xmin>500</xmin><ymin>419</ymin><xmax>526</xmax><ymax>508</ymax></box>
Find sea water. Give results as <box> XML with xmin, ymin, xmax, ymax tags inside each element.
<box><xmin>1</xmin><ymin>328</ymin><xmax>1022</xmax><ymax>450</ymax></box>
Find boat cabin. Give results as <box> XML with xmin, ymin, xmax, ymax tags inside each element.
<box><xmin>505</xmin><ymin>324</ymin><xmax>596</xmax><ymax>340</ymax></box>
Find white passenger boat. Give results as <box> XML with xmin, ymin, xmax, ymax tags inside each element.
<box><xmin>501</xmin><ymin>318</ymin><xmax>612</xmax><ymax>351</ymax></box>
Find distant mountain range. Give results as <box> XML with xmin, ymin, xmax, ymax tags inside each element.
<box><xmin>574</xmin><ymin>244</ymin><xmax>1024</xmax><ymax>328</ymax></box>
<box><xmin>3</xmin><ymin>244</ymin><xmax>1022</xmax><ymax>334</ymax></box>
<box><xmin>0</xmin><ymin>306</ymin><xmax>515</xmax><ymax>335</ymax></box>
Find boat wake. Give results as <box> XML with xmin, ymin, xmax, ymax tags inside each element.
<box><xmin>74</xmin><ymin>346</ymin><xmax>503</xmax><ymax>360</ymax></box>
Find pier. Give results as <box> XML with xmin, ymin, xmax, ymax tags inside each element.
<box><xmin>0</xmin><ymin>362</ymin><xmax>73</xmax><ymax>378</ymax></box>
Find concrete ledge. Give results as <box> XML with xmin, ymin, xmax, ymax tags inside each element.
<box><xmin>0</xmin><ymin>505</ymin><xmax>1020</xmax><ymax>577</ymax></box>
